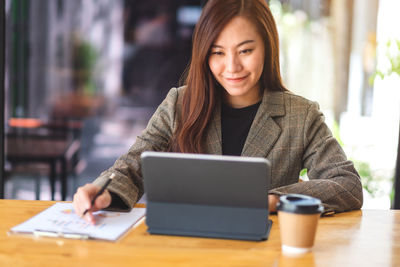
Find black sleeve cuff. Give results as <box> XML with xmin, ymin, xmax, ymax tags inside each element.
<box><xmin>107</xmin><ymin>191</ymin><xmax>130</xmax><ymax>211</ymax></box>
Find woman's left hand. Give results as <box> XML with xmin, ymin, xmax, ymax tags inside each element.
<box><xmin>268</xmin><ymin>194</ymin><xmax>280</xmax><ymax>213</ymax></box>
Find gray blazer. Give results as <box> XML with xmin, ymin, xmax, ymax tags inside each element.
<box><xmin>94</xmin><ymin>86</ymin><xmax>363</xmax><ymax>213</ymax></box>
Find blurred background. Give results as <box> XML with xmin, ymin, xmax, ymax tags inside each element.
<box><xmin>2</xmin><ymin>0</ymin><xmax>399</xmax><ymax>210</ymax></box>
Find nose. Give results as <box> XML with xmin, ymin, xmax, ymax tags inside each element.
<box><xmin>225</xmin><ymin>53</ymin><xmax>242</xmax><ymax>73</ymax></box>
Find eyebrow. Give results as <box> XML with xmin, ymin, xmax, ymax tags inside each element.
<box><xmin>211</xmin><ymin>40</ymin><xmax>255</xmax><ymax>49</ymax></box>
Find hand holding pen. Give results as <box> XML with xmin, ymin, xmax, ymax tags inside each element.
<box><xmin>73</xmin><ymin>173</ymin><xmax>115</xmax><ymax>224</ymax></box>
<box><xmin>83</xmin><ymin>173</ymin><xmax>115</xmax><ymax>215</ymax></box>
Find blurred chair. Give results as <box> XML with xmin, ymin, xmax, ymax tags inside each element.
<box><xmin>5</xmin><ymin>118</ymin><xmax>85</xmax><ymax>200</ymax></box>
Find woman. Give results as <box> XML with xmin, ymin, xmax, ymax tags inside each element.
<box><xmin>73</xmin><ymin>0</ymin><xmax>363</xmax><ymax>224</ymax></box>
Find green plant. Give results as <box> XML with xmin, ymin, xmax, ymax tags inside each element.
<box><xmin>299</xmin><ymin>168</ymin><xmax>308</xmax><ymax>181</ymax></box>
<box><xmin>353</xmin><ymin>160</ymin><xmax>393</xmax><ymax>198</ymax></box>
<box><xmin>72</xmin><ymin>39</ymin><xmax>98</xmax><ymax>95</ymax></box>
<box><xmin>371</xmin><ymin>39</ymin><xmax>400</xmax><ymax>84</ymax></box>
<box><xmin>370</xmin><ymin>38</ymin><xmax>400</xmax><ymax>206</ymax></box>
<box><xmin>353</xmin><ymin>160</ymin><xmax>374</xmax><ymax>196</ymax></box>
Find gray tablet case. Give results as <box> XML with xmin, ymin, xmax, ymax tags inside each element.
<box><xmin>141</xmin><ymin>151</ymin><xmax>272</xmax><ymax>241</ymax></box>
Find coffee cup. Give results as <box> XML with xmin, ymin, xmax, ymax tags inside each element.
<box><xmin>276</xmin><ymin>194</ymin><xmax>324</xmax><ymax>254</ymax></box>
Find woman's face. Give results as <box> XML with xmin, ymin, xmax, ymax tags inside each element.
<box><xmin>208</xmin><ymin>16</ymin><xmax>265</xmax><ymax>108</ymax></box>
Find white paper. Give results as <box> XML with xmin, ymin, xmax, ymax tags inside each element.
<box><xmin>10</xmin><ymin>203</ymin><xmax>146</xmax><ymax>241</ymax></box>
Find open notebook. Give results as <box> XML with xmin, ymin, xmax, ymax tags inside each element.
<box><xmin>10</xmin><ymin>203</ymin><xmax>145</xmax><ymax>241</ymax></box>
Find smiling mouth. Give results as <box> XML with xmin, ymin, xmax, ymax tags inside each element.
<box><xmin>225</xmin><ymin>75</ymin><xmax>249</xmax><ymax>82</ymax></box>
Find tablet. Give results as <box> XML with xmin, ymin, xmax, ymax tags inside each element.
<box><xmin>141</xmin><ymin>151</ymin><xmax>272</xmax><ymax>241</ymax></box>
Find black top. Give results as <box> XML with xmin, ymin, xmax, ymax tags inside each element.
<box><xmin>221</xmin><ymin>101</ymin><xmax>261</xmax><ymax>156</ymax></box>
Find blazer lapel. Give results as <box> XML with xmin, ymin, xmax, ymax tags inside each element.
<box><xmin>241</xmin><ymin>90</ymin><xmax>285</xmax><ymax>157</ymax></box>
<box><xmin>204</xmin><ymin>99</ymin><xmax>223</xmax><ymax>155</ymax></box>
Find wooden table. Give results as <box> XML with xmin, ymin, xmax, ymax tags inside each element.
<box><xmin>0</xmin><ymin>200</ymin><xmax>399</xmax><ymax>267</ymax></box>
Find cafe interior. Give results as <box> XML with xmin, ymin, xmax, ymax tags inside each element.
<box><xmin>1</xmin><ymin>0</ymin><xmax>399</xmax><ymax>210</ymax></box>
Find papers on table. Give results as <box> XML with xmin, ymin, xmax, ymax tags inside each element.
<box><xmin>10</xmin><ymin>203</ymin><xmax>146</xmax><ymax>241</ymax></box>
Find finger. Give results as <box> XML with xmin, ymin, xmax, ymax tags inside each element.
<box><xmin>78</xmin><ymin>189</ymin><xmax>92</xmax><ymax>216</ymax></box>
<box><xmin>72</xmin><ymin>192</ymin><xmax>83</xmax><ymax>216</ymax></box>
<box><xmin>81</xmin><ymin>186</ymin><xmax>96</xmax><ymax>212</ymax></box>
<box><xmin>86</xmin><ymin>190</ymin><xmax>111</xmax><ymax>225</ymax></box>
<box><xmin>93</xmin><ymin>190</ymin><xmax>112</xmax><ymax>210</ymax></box>
<box><xmin>73</xmin><ymin>190</ymin><xmax>88</xmax><ymax>216</ymax></box>
<box><xmin>73</xmin><ymin>184</ymin><xmax>99</xmax><ymax>216</ymax></box>
<box><xmin>83</xmin><ymin>211</ymin><xmax>96</xmax><ymax>225</ymax></box>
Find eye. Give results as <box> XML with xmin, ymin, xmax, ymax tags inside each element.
<box><xmin>211</xmin><ymin>51</ymin><xmax>224</xmax><ymax>56</ymax></box>
<box><xmin>240</xmin><ymin>49</ymin><xmax>253</xmax><ymax>54</ymax></box>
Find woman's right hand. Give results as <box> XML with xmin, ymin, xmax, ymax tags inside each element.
<box><xmin>72</xmin><ymin>183</ymin><xmax>112</xmax><ymax>224</ymax></box>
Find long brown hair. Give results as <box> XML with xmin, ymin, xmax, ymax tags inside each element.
<box><xmin>169</xmin><ymin>0</ymin><xmax>286</xmax><ymax>153</ymax></box>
